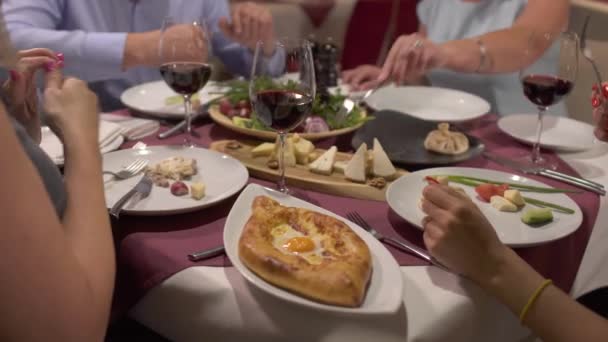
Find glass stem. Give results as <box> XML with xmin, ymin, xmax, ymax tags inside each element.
<box><xmin>277</xmin><ymin>132</ymin><xmax>287</xmax><ymax>192</ymax></box>
<box><xmin>184</xmin><ymin>94</ymin><xmax>193</xmax><ymax>146</ymax></box>
<box><xmin>531</xmin><ymin>106</ymin><xmax>546</xmax><ymax>163</ymax></box>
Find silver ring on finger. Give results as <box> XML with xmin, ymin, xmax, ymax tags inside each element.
<box><xmin>413</xmin><ymin>39</ymin><xmax>424</xmax><ymax>49</ymax></box>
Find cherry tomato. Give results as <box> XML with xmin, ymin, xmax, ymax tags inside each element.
<box><xmin>474</xmin><ymin>183</ymin><xmax>509</xmax><ymax>202</ymax></box>
<box><xmin>219</xmin><ymin>98</ymin><xmax>233</xmax><ymax>115</ymax></box>
<box><xmin>602</xmin><ymin>83</ymin><xmax>608</xmax><ymax>99</ymax></box>
<box><xmin>592</xmin><ymin>97</ymin><xmax>601</xmax><ymax>108</ymax></box>
<box><xmin>425</xmin><ymin>176</ymin><xmax>439</xmax><ymax>185</ymax></box>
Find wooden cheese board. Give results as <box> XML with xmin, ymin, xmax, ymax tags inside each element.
<box><xmin>210</xmin><ymin>140</ymin><xmax>408</xmax><ymax>202</ymax></box>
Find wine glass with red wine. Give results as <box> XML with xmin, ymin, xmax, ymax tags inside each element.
<box><xmin>519</xmin><ymin>31</ymin><xmax>578</xmax><ymax>169</ymax></box>
<box><xmin>159</xmin><ymin>17</ymin><xmax>212</xmax><ymax>147</ymax></box>
<box><xmin>249</xmin><ymin>39</ymin><xmax>315</xmax><ymax>193</ymax></box>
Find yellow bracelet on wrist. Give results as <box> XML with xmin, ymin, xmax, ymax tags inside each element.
<box><xmin>519</xmin><ymin>279</ymin><xmax>553</xmax><ymax>323</ymax></box>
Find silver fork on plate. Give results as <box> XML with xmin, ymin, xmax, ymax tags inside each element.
<box><xmin>103</xmin><ymin>158</ymin><xmax>149</xmax><ymax>180</ymax></box>
<box><xmin>346</xmin><ymin>212</ymin><xmax>449</xmax><ymax>270</ymax></box>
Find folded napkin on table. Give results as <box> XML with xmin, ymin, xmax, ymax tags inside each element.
<box><xmin>100</xmin><ymin>113</ymin><xmax>160</xmax><ymax>141</ymax></box>
<box><xmin>40</xmin><ymin>120</ymin><xmax>123</xmax><ymax>163</ymax></box>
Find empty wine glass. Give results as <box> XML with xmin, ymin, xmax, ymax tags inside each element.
<box><xmin>159</xmin><ymin>17</ymin><xmax>212</xmax><ymax>147</ymax></box>
<box><xmin>249</xmin><ymin>39</ymin><xmax>315</xmax><ymax>193</ymax></box>
<box><xmin>519</xmin><ymin>31</ymin><xmax>578</xmax><ymax>169</ymax></box>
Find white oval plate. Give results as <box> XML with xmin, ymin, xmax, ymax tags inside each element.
<box><xmin>120</xmin><ymin>80</ymin><xmax>225</xmax><ymax>119</ymax></box>
<box><xmin>498</xmin><ymin>114</ymin><xmax>596</xmax><ymax>152</ymax></box>
<box><xmin>103</xmin><ymin>146</ymin><xmax>248</xmax><ymax>215</ymax></box>
<box><xmin>365</xmin><ymin>85</ymin><xmax>491</xmax><ymax>122</ymax></box>
<box><xmin>386</xmin><ymin>167</ymin><xmax>583</xmax><ymax>248</ymax></box>
<box><xmin>223</xmin><ymin>183</ymin><xmax>404</xmax><ymax>314</ymax></box>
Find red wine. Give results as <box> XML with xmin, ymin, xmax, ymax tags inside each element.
<box><xmin>522</xmin><ymin>74</ymin><xmax>573</xmax><ymax>107</ymax></box>
<box><xmin>254</xmin><ymin>90</ymin><xmax>313</xmax><ymax>131</ymax></box>
<box><xmin>160</xmin><ymin>62</ymin><xmax>211</xmax><ymax>95</ymax></box>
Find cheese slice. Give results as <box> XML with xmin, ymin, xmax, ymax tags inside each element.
<box><xmin>345</xmin><ymin>143</ymin><xmax>367</xmax><ymax>183</ymax></box>
<box><xmin>294</xmin><ymin>138</ymin><xmax>315</xmax><ymax>165</ymax></box>
<box><xmin>372</xmin><ymin>138</ymin><xmax>396</xmax><ymax>179</ymax></box>
<box><xmin>333</xmin><ymin>160</ymin><xmax>348</xmax><ymax>174</ymax></box>
<box><xmin>251</xmin><ymin>142</ymin><xmax>275</xmax><ymax>158</ymax></box>
<box><xmin>309</xmin><ymin>146</ymin><xmax>337</xmax><ymax>175</ymax></box>
<box><xmin>270</xmin><ymin>137</ymin><xmax>297</xmax><ymax>167</ymax></box>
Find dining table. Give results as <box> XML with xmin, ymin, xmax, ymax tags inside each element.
<box><xmin>108</xmin><ymin>108</ymin><xmax>608</xmax><ymax>342</ymax></box>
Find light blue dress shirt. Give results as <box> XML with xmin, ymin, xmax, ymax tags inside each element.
<box><xmin>2</xmin><ymin>0</ymin><xmax>284</xmax><ymax>110</ymax></box>
<box><xmin>418</xmin><ymin>0</ymin><xmax>567</xmax><ymax>116</ymax></box>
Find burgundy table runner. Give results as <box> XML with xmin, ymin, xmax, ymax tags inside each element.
<box><xmin>113</xmin><ymin>111</ymin><xmax>599</xmax><ymax>311</ymax></box>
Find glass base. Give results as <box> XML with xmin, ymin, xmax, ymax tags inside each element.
<box><xmin>276</xmin><ymin>183</ymin><xmax>289</xmax><ymax>194</ymax></box>
<box><xmin>514</xmin><ymin>152</ymin><xmax>557</xmax><ymax>170</ymax></box>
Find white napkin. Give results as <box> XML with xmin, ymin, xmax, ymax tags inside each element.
<box><xmin>100</xmin><ymin>113</ymin><xmax>160</xmax><ymax>141</ymax></box>
<box><xmin>40</xmin><ymin>120</ymin><xmax>123</xmax><ymax>163</ymax></box>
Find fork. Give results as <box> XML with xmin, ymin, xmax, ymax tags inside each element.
<box><xmin>103</xmin><ymin>158</ymin><xmax>149</xmax><ymax>180</ymax></box>
<box><xmin>346</xmin><ymin>212</ymin><xmax>448</xmax><ymax>270</ymax></box>
<box><xmin>581</xmin><ymin>15</ymin><xmax>604</xmax><ymax>91</ymax></box>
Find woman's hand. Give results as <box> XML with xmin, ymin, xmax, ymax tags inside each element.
<box><xmin>341</xmin><ymin>65</ymin><xmax>382</xmax><ymax>91</ymax></box>
<box><xmin>420</xmin><ymin>184</ymin><xmax>510</xmax><ymax>283</ymax></box>
<box><xmin>43</xmin><ymin>70</ymin><xmax>99</xmax><ymax>148</ymax></box>
<box><xmin>591</xmin><ymin>82</ymin><xmax>608</xmax><ymax>142</ymax></box>
<box><xmin>379</xmin><ymin>34</ymin><xmax>448</xmax><ymax>85</ymax></box>
<box><xmin>3</xmin><ymin>48</ymin><xmax>61</xmax><ymax>143</ymax></box>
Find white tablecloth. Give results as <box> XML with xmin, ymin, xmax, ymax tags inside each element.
<box><xmin>130</xmin><ymin>144</ymin><xmax>608</xmax><ymax>342</ymax></box>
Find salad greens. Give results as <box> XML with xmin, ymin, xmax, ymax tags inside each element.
<box><xmin>215</xmin><ymin>77</ymin><xmax>371</xmax><ymax>131</ymax></box>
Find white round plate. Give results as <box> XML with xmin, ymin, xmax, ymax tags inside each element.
<box><xmin>103</xmin><ymin>146</ymin><xmax>249</xmax><ymax>215</ymax></box>
<box><xmin>498</xmin><ymin>114</ymin><xmax>596</xmax><ymax>152</ymax></box>
<box><xmin>386</xmin><ymin>167</ymin><xmax>583</xmax><ymax>248</ymax></box>
<box><xmin>224</xmin><ymin>183</ymin><xmax>404</xmax><ymax>314</ymax></box>
<box><xmin>120</xmin><ymin>80</ymin><xmax>225</xmax><ymax>119</ymax></box>
<box><xmin>365</xmin><ymin>85</ymin><xmax>491</xmax><ymax>122</ymax></box>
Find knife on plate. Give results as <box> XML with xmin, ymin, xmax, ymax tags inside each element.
<box><xmin>483</xmin><ymin>152</ymin><xmax>606</xmax><ymax>196</ymax></box>
<box><xmin>110</xmin><ymin>175</ymin><xmax>153</xmax><ymax>218</ymax></box>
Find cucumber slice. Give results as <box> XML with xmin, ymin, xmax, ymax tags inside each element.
<box><xmin>521</xmin><ymin>208</ymin><xmax>553</xmax><ymax>225</ymax></box>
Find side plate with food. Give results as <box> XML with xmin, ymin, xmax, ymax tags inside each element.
<box><xmin>387</xmin><ymin>167</ymin><xmax>583</xmax><ymax>247</ymax></box>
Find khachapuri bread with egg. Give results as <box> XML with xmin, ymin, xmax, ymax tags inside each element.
<box><xmin>238</xmin><ymin>196</ymin><xmax>372</xmax><ymax>307</ymax></box>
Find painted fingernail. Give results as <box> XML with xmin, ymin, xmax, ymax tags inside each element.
<box><xmin>45</xmin><ymin>61</ymin><xmax>56</xmax><ymax>72</ymax></box>
<box><xmin>9</xmin><ymin>70</ymin><xmax>20</xmax><ymax>81</ymax></box>
<box><xmin>55</xmin><ymin>52</ymin><xmax>64</xmax><ymax>61</ymax></box>
<box><xmin>56</xmin><ymin>60</ymin><xmax>65</xmax><ymax>69</ymax></box>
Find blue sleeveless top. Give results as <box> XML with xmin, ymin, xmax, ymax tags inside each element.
<box><xmin>12</xmin><ymin>118</ymin><xmax>67</xmax><ymax>218</ymax></box>
<box><xmin>418</xmin><ymin>0</ymin><xmax>567</xmax><ymax>116</ymax></box>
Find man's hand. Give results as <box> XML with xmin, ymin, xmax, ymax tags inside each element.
<box><xmin>219</xmin><ymin>2</ymin><xmax>275</xmax><ymax>56</ymax></box>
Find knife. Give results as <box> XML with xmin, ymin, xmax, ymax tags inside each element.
<box><xmin>157</xmin><ymin>102</ymin><xmax>211</xmax><ymax>140</ymax></box>
<box><xmin>110</xmin><ymin>175</ymin><xmax>153</xmax><ymax>218</ymax></box>
<box><xmin>483</xmin><ymin>152</ymin><xmax>606</xmax><ymax>196</ymax></box>
<box><xmin>188</xmin><ymin>245</ymin><xmax>225</xmax><ymax>261</ymax></box>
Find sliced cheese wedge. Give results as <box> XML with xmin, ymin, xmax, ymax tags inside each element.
<box><xmin>294</xmin><ymin>138</ymin><xmax>315</xmax><ymax>165</ymax></box>
<box><xmin>309</xmin><ymin>146</ymin><xmax>337</xmax><ymax>175</ymax></box>
<box><xmin>333</xmin><ymin>160</ymin><xmax>348</xmax><ymax>174</ymax></box>
<box><xmin>372</xmin><ymin>138</ymin><xmax>396</xmax><ymax>179</ymax></box>
<box><xmin>270</xmin><ymin>136</ymin><xmax>297</xmax><ymax>167</ymax></box>
<box><xmin>251</xmin><ymin>142</ymin><xmax>275</xmax><ymax>158</ymax></box>
<box><xmin>345</xmin><ymin>143</ymin><xmax>367</xmax><ymax>183</ymax></box>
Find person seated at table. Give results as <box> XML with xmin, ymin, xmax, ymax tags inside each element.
<box><xmin>1</xmin><ymin>46</ymin><xmax>115</xmax><ymax>339</ymax></box>
<box><xmin>342</xmin><ymin>0</ymin><xmax>569</xmax><ymax>116</ymax></box>
<box><xmin>420</xmin><ymin>184</ymin><xmax>608</xmax><ymax>341</ymax></box>
<box><xmin>2</xmin><ymin>0</ymin><xmax>280</xmax><ymax>111</ymax></box>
